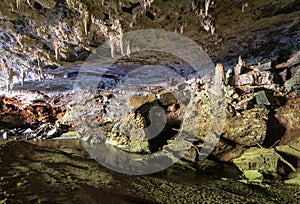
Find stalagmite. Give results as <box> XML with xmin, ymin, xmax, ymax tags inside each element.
<box><xmin>234</xmin><ymin>56</ymin><xmax>246</xmax><ymax>76</ymax></box>
<box><xmin>179</xmin><ymin>24</ymin><xmax>184</xmax><ymax>34</ymax></box>
<box><xmin>214</xmin><ymin>63</ymin><xmax>225</xmax><ymax>85</ymax></box>
<box><xmin>225</xmin><ymin>68</ymin><xmax>234</xmax><ymax>86</ymax></box>
<box><xmin>1</xmin><ymin>59</ymin><xmax>14</xmax><ymax>92</ymax></box>
<box><xmin>211</xmin><ymin>25</ymin><xmax>215</xmax><ymax>35</ymax></box>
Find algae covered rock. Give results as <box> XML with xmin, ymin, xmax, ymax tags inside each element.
<box><xmin>233</xmin><ymin>147</ymin><xmax>296</xmax><ymax>183</ymax></box>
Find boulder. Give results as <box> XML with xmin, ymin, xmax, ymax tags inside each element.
<box><xmin>106</xmin><ymin>111</ymin><xmax>150</xmax><ymax>153</ymax></box>
<box><xmin>222</xmin><ymin>108</ymin><xmax>268</xmax><ymax>146</ymax></box>
<box><xmin>130</xmin><ymin>94</ymin><xmax>156</xmax><ymax>109</ymax></box>
<box><xmin>284</xmin><ymin>67</ymin><xmax>300</xmax><ymax>95</ymax></box>
<box><xmin>235</xmin><ymin>71</ymin><xmax>279</xmax><ymax>87</ymax></box>
<box><xmin>233</xmin><ymin>147</ymin><xmax>295</xmax><ymax>183</ymax></box>
<box><xmin>181</xmin><ymin>85</ymin><xmax>268</xmax><ymax>161</ymax></box>
<box><xmin>275</xmin><ymin>98</ymin><xmax>300</xmax><ymax>145</ymax></box>
<box><xmin>254</xmin><ymin>91</ymin><xmax>271</xmax><ymax>106</ymax></box>
<box><xmin>233</xmin><ymin>147</ymin><xmax>279</xmax><ymax>172</ymax></box>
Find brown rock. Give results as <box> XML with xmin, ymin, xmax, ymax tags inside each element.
<box><xmin>235</xmin><ymin>71</ymin><xmax>279</xmax><ymax>87</ymax></box>
<box><xmin>234</xmin><ymin>56</ymin><xmax>247</xmax><ymax>76</ymax></box>
<box><xmin>219</xmin><ymin>145</ymin><xmax>246</xmax><ymax>162</ymax></box>
<box><xmin>275</xmin><ymin>98</ymin><xmax>300</xmax><ymax>145</ymax></box>
<box><xmin>130</xmin><ymin>94</ymin><xmax>156</xmax><ymax>109</ymax></box>
<box><xmin>0</xmin><ymin>96</ymin><xmax>65</xmax><ymax>128</ymax></box>
<box><xmin>158</xmin><ymin>92</ymin><xmax>178</xmax><ymax>106</ymax></box>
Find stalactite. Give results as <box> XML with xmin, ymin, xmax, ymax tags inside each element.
<box><xmin>83</xmin><ymin>10</ymin><xmax>90</xmax><ymax>36</ymax></box>
<box><xmin>37</xmin><ymin>67</ymin><xmax>43</xmax><ymax>81</ymax></box>
<box><xmin>16</xmin><ymin>34</ymin><xmax>24</xmax><ymax>49</ymax></box>
<box><xmin>26</xmin><ymin>0</ymin><xmax>33</xmax><ymax>7</ymax></box>
<box><xmin>242</xmin><ymin>2</ymin><xmax>248</xmax><ymax>12</ymax></box>
<box><xmin>35</xmin><ymin>51</ymin><xmax>41</xmax><ymax>67</ymax></box>
<box><xmin>20</xmin><ymin>67</ymin><xmax>25</xmax><ymax>86</ymax></box>
<box><xmin>10</xmin><ymin>3</ymin><xmax>14</xmax><ymax>12</ymax></box>
<box><xmin>192</xmin><ymin>0</ymin><xmax>196</xmax><ymax>11</ymax></box>
<box><xmin>53</xmin><ymin>40</ymin><xmax>60</xmax><ymax>62</ymax></box>
<box><xmin>91</xmin><ymin>14</ymin><xmax>95</xmax><ymax>24</ymax></box>
<box><xmin>110</xmin><ymin>36</ymin><xmax>116</xmax><ymax>58</ymax></box>
<box><xmin>126</xmin><ymin>41</ymin><xmax>131</xmax><ymax>58</ymax></box>
<box><xmin>204</xmin><ymin>0</ymin><xmax>211</xmax><ymax>16</ymax></box>
<box><xmin>7</xmin><ymin>68</ymin><xmax>13</xmax><ymax>92</ymax></box>
<box><xmin>120</xmin><ymin>29</ymin><xmax>124</xmax><ymax>56</ymax></box>
<box><xmin>1</xmin><ymin>59</ymin><xmax>13</xmax><ymax>92</ymax></box>
<box><xmin>16</xmin><ymin>0</ymin><xmax>21</xmax><ymax>9</ymax></box>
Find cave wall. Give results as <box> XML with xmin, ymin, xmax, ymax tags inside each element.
<box><xmin>0</xmin><ymin>0</ymin><xmax>299</xmax><ymax>85</ymax></box>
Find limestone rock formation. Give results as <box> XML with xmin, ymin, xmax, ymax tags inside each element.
<box><xmin>107</xmin><ymin>111</ymin><xmax>150</xmax><ymax>153</ymax></box>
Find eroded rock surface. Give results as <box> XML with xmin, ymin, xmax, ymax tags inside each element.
<box><xmin>276</xmin><ymin>97</ymin><xmax>300</xmax><ymax>145</ymax></box>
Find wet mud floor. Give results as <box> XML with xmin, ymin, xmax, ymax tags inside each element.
<box><xmin>0</xmin><ymin>139</ymin><xmax>300</xmax><ymax>203</ymax></box>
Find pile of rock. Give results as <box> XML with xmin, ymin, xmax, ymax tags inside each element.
<box><xmin>79</xmin><ymin>52</ymin><xmax>300</xmax><ymax>184</ymax></box>
<box><xmin>0</xmin><ymin>91</ymin><xmax>67</xmax><ymax>140</ymax></box>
